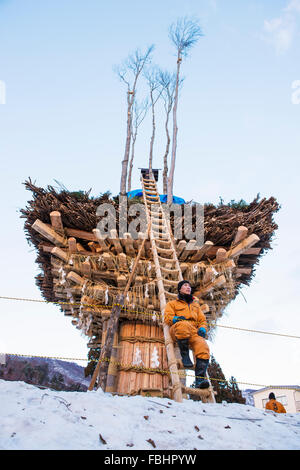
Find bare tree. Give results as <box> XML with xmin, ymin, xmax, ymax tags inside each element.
<box><xmin>167</xmin><ymin>17</ymin><xmax>203</xmax><ymax>204</ymax></box>
<box><xmin>157</xmin><ymin>69</ymin><xmax>177</xmax><ymax>194</ymax></box>
<box><xmin>116</xmin><ymin>46</ymin><xmax>154</xmax><ymax>195</ymax></box>
<box><xmin>144</xmin><ymin>67</ymin><xmax>163</xmax><ymax>175</ymax></box>
<box><xmin>127</xmin><ymin>98</ymin><xmax>149</xmax><ymax>192</ymax></box>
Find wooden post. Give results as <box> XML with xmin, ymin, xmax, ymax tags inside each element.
<box><xmin>215</xmin><ymin>248</ymin><xmax>227</xmax><ymax>263</ymax></box>
<box><xmin>50</xmin><ymin>211</ymin><xmax>64</xmax><ymax>234</ymax></box>
<box><xmin>233</xmin><ymin>226</ymin><xmax>248</xmax><ymax>246</ymax></box>
<box><xmin>68</xmin><ymin>237</ymin><xmax>77</xmax><ymax>254</ymax></box>
<box><xmin>105</xmin><ymin>329</ymin><xmax>119</xmax><ymax>393</ymax></box>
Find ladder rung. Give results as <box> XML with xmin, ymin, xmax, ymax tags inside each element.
<box><xmin>152</xmin><ymin>222</ymin><xmax>166</xmax><ymax>231</ymax></box>
<box><xmin>155</xmin><ymin>239</ymin><xmax>171</xmax><ymax>247</ymax></box>
<box><xmin>150</xmin><ymin>213</ymin><xmax>163</xmax><ymax>220</ymax></box>
<box><xmin>157</xmin><ymin>254</ymin><xmax>176</xmax><ymax>263</ymax></box>
<box><xmin>146</xmin><ymin>196</ymin><xmax>159</xmax><ymax>201</ymax></box>
<box><xmin>152</xmin><ymin>230</ymin><xmax>168</xmax><ymax>238</ymax></box>
<box><xmin>160</xmin><ymin>266</ymin><xmax>180</xmax><ymax>275</ymax></box>
<box><xmin>145</xmin><ymin>190</ymin><xmax>157</xmax><ymax>196</ymax></box>
<box><xmin>156</xmin><ymin>246</ymin><xmax>174</xmax><ymax>256</ymax></box>
<box><xmin>150</xmin><ymin>216</ymin><xmax>163</xmax><ymax>225</ymax></box>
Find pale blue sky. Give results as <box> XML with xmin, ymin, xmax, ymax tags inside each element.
<box><xmin>0</xmin><ymin>0</ymin><xmax>300</xmax><ymax>388</ymax></box>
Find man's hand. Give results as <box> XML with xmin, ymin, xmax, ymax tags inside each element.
<box><xmin>197</xmin><ymin>327</ymin><xmax>206</xmax><ymax>338</ymax></box>
<box><xmin>172</xmin><ymin>316</ymin><xmax>186</xmax><ymax>324</ymax></box>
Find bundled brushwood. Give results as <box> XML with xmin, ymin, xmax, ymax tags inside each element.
<box><xmin>20</xmin><ymin>179</ymin><xmax>279</xmax><ymax>307</ymax></box>
<box><xmin>22</xmin><ymin>180</ymin><xmax>279</xmax><ymax>251</ymax></box>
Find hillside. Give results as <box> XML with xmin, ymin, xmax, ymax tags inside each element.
<box><xmin>0</xmin><ymin>355</ymin><xmax>90</xmax><ymax>392</ymax></box>
<box><xmin>0</xmin><ymin>379</ymin><xmax>299</xmax><ymax>450</ymax></box>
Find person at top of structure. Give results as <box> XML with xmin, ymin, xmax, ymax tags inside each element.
<box><xmin>265</xmin><ymin>392</ymin><xmax>287</xmax><ymax>413</ymax></box>
<box><xmin>164</xmin><ymin>280</ymin><xmax>210</xmax><ymax>389</ymax></box>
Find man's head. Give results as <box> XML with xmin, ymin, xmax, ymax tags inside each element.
<box><xmin>269</xmin><ymin>392</ymin><xmax>275</xmax><ymax>400</ymax></box>
<box><xmin>177</xmin><ymin>280</ymin><xmax>192</xmax><ymax>295</ymax></box>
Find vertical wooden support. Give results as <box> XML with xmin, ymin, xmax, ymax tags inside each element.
<box><xmin>105</xmin><ymin>330</ymin><xmax>119</xmax><ymax>393</ymax></box>
<box><xmin>109</xmin><ymin>229</ymin><xmax>123</xmax><ymax>254</ymax></box>
<box><xmin>68</xmin><ymin>237</ymin><xmax>77</xmax><ymax>254</ymax></box>
<box><xmin>233</xmin><ymin>226</ymin><xmax>248</xmax><ymax>245</ymax></box>
<box><xmin>50</xmin><ymin>211</ymin><xmax>64</xmax><ymax>234</ymax></box>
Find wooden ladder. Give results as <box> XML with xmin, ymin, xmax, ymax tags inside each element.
<box><xmin>141</xmin><ymin>175</ymin><xmax>215</xmax><ymax>403</ymax></box>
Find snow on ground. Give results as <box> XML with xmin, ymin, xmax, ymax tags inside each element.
<box><xmin>0</xmin><ymin>379</ymin><xmax>299</xmax><ymax>450</ymax></box>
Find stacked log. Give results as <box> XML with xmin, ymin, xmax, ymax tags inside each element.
<box><xmin>116</xmin><ymin>322</ymin><xmax>170</xmax><ymax>397</ymax></box>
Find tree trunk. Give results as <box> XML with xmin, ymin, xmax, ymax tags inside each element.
<box><xmin>127</xmin><ymin>133</ymin><xmax>137</xmax><ymax>192</ymax></box>
<box><xmin>120</xmin><ymin>92</ymin><xmax>133</xmax><ymax>196</ymax></box>
<box><xmin>148</xmin><ymin>91</ymin><xmax>156</xmax><ymax>175</ymax></box>
<box><xmin>162</xmin><ymin>112</ymin><xmax>171</xmax><ymax>194</ymax></box>
<box><xmin>167</xmin><ymin>53</ymin><xmax>181</xmax><ymax>204</ymax></box>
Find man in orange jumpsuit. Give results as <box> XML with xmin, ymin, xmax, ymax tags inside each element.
<box><xmin>164</xmin><ymin>280</ymin><xmax>210</xmax><ymax>389</ymax></box>
<box><xmin>265</xmin><ymin>393</ymin><xmax>286</xmax><ymax>413</ymax></box>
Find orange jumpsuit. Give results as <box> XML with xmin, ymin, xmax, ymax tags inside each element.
<box><xmin>164</xmin><ymin>297</ymin><xmax>210</xmax><ymax>360</ymax></box>
<box><xmin>265</xmin><ymin>399</ymin><xmax>286</xmax><ymax>413</ymax></box>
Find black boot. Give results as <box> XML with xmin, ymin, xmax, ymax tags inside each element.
<box><xmin>177</xmin><ymin>339</ymin><xmax>194</xmax><ymax>368</ymax></box>
<box><xmin>195</xmin><ymin>358</ymin><xmax>210</xmax><ymax>389</ymax></box>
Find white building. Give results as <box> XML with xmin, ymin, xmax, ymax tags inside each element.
<box><xmin>252</xmin><ymin>386</ymin><xmax>300</xmax><ymax>413</ymax></box>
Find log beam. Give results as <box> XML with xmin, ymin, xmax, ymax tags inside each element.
<box><xmin>227</xmin><ymin>234</ymin><xmax>260</xmax><ymax>259</ymax></box>
<box><xmin>66</xmin><ymin>271</ymin><xmax>85</xmax><ymax>285</ymax></box>
<box><xmin>233</xmin><ymin>226</ymin><xmax>248</xmax><ymax>246</ymax></box>
<box><xmin>180</xmin><ymin>240</ymin><xmax>198</xmax><ymax>261</ymax></box>
<box><xmin>51</xmin><ymin>247</ymin><xmax>69</xmax><ymax>263</ymax></box>
<box><xmin>194</xmin><ymin>274</ymin><xmax>226</xmax><ymax>297</ymax></box>
<box><xmin>50</xmin><ymin>211</ymin><xmax>64</xmax><ymax>233</ymax></box>
<box><xmin>32</xmin><ymin>219</ymin><xmax>67</xmax><ymax>247</ymax></box>
<box><xmin>236</xmin><ymin>267</ymin><xmax>252</xmax><ymax>275</ymax></box>
<box><xmin>65</xmin><ymin>227</ymin><xmax>97</xmax><ymax>242</ymax></box>
<box><xmin>190</xmin><ymin>241</ymin><xmax>214</xmax><ymax>262</ymax></box>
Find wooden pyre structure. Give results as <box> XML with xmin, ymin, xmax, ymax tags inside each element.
<box><xmin>21</xmin><ymin>177</ymin><xmax>279</xmax><ymax>401</ymax></box>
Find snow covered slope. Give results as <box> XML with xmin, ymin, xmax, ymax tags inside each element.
<box><xmin>0</xmin><ymin>380</ymin><xmax>299</xmax><ymax>450</ymax></box>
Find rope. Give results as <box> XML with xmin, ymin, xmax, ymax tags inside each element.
<box><xmin>209</xmin><ymin>323</ymin><xmax>300</xmax><ymax>340</ymax></box>
<box><xmin>1</xmin><ymin>295</ymin><xmax>299</xmax><ymax>340</ymax></box>
<box><xmin>0</xmin><ymin>295</ymin><xmax>162</xmax><ymax>321</ymax></box>
<box><xmin>119</xmin><ymin>336</ymin><xmax>165</xmax><ymax>344</ymax></box>
<box><xmin>1</xmin><ymin>351</ymin><xmax>291</xmax><ymax>389</ymax></box>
